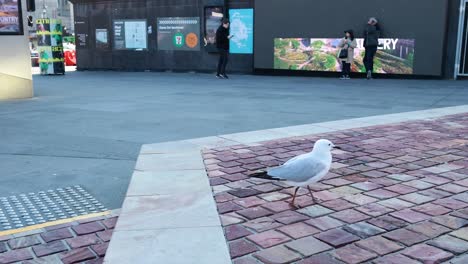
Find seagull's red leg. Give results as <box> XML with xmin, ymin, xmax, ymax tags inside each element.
<box><xmin>307</xmin><ymin>185</ymin><xmax>317</xmax><ymax>203</ymax></box>
<box><xmin>290</xmin><ymin>187</ymin><xmax>300</xmax><ymax>208</ymax></box>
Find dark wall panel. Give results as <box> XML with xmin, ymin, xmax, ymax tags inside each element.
<box><xmin>88</xmin><ymin>1</ymin><xmax>112</xmax><ymax>69</ymax></box>
<box><xmin>147</xmin><ymin>0</ymin><xmax>202</xmax><ymax>71</ymax></box>
<box><xmin>72</xmin><ymin>0</ymin><xmax>253</xmax><ymax>72</ymax></box>
<box><xmin>73</xmin><ymin>3</ymin><xmax>90</xmax><ymax>69</ymax></box>
<box><xmin>254</xmin><ymin>0</ymin><xmax>449</xmax><ymax>77</ymax></box>
<box><xmin>73</xmin><ymin>0</ymin><xmax>459</xmax><ymax>78</ymax></box>
<box><xmin>111</xmin><ymin>0</ymin><xmax>148</xmax><ymax>70</ymax></box>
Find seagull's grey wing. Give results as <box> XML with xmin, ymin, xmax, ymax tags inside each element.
<box><xmin>283</xmin><ymin>153</ymin><xmax>309</xmax><ymax>166</ymax></box>
<box><xmin>267</xmin><ymin>157</ymin><xmax>327</xmax><ymax>183</ymax></box>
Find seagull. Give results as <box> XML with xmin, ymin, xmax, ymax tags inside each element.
<box><xmin>249</xmin><ymin>139</ymin><xmax>339</xmax><ymax>208</ymax></box>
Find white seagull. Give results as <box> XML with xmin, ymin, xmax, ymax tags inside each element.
<box><xmin>249</xmin><ymin>139</ymin><xmax>339</xmax><ymax>208</ymax></box>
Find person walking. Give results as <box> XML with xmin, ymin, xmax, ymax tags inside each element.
<box><xmin>363</xmin><ymin>17</ymin><xmax>381</xmax><ymax>79</ymax></box>
<box><xmin>338</xmin><ymin>30</ymin><xmax>357</xmax><ymax>79</ymax></box>
<box><xmin>216</xmin><ymin>18</ymin><xmax>233</xmax><ymax>79</ymax></box>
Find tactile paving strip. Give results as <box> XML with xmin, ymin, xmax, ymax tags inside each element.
<box><xmin>0</xmin><ymin>185</ymin><xmax>107</xmax><ymax>231</ymax></box>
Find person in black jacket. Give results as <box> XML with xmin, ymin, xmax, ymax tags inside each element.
<box><xmin>215</xmin><ymin>18</ymin><xmax>233</xmax><ymax>79</ymax></box>
<box><xmin>363</xmin><ymin>17</ymin><xmax>381</xmax><ymax>79</ymax></box>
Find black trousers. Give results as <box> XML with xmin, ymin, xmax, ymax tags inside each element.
<box><xmin>364</xmin><ymin>46</ymin><xmax>378</xmax><ymax>73</ymax></box>
<box><xmin>342</xmin><ymin>61</ymin><xmax>351</xmax><ymax>76</ymax></box>
<box><xmin>217</xmin><ymin>49</ymin><xmax>229</xmax><ymax>75</ymax></box>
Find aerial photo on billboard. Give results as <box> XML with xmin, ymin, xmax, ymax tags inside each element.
<box><xmin>274</xmin><ymin>38</ymin><xmax>415</xmax><ymax>74</ymax></box>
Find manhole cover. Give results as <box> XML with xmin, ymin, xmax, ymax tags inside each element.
<box><xmin>0</xmin><ymin>185</ymin><xmax>107</xmax><ymax>231</ymax></box>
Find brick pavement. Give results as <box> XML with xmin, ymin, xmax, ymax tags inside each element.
<box><xmin>204</xmin><ymin>113</ymin><xmax>468</xmax><ymax>264</ymax></box>
<box><xmin>0</xmin><ymin>214</ymin><xmax>117</xmax><ymax>264</ymax></box>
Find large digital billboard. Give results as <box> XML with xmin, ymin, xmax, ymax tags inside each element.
<box><xmin>229</xmin><ymin>9</ymin><xmax>253</xmax><ymax>54</ymax></box>
<box><xmin>157</xmin><ymin>17</ymin><xmax>200</xmax><ymax>51</ymax></box>
<box><xmin>274</xmin><ymin>38</ymin><xmax>415</xmax><ymax>74</ymax></box>
<box><xmin>113</xmin><ymin>20</ymin><xmax>147</xmax><ymax>50</ymax></box>
<box><xmin>0</xmin><ymin>0</ymin><xmax>23</xmax><ymax>35</ymax></box>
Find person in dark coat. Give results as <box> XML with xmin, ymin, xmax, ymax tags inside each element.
<box><xmin>215</xmin><ymin>18</ymin><xmax>233</xmax><ymax>79</ymax></box>
<box><xmin>363</xmin><ymin>17</ymin><xmax>381</xmax><ymax>79</ymax></box>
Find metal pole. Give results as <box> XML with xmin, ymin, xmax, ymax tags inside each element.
<box><xmin>454</xmin><ymin>0</ymin><xmax>466</xmax><ymax>79</ymax></box>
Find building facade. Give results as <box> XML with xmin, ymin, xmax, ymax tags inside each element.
<box><xmin>70</xmin><ymin>0</ymin><xmax>467</xmax><ymax>79</ymax></box>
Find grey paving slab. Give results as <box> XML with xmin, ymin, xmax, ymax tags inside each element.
<box><xmin>104</xmin><ymin>227</ymin><xmax>231</xmax><ymax>264</ymax></box>
<box><xmin>220</xmin><ymin>129</ymin><xmax>291</xmax><ymax>144</ymax></box>
<box><xmin>126</xmin><ymin>170</ymin><xmax>209</xmax><ymax>196</ymax></box>
<box><xmin>140</xmin><ymin>141</ymin><xmax>201</xmax><ymax>154</ymax></box>
<box><xmin>1</xmin><ymin>71</ymin><xmax>468</xmax><ymax>210</ymax></box>
<box><xmin>116</xmin><ymin>191</ymin><xmax>220</xmax><ymax>230</ymax></box>
<box><xmin>135</xmin><ymin>152</ymin><xmax>205</xmax><ymax>171</ymax></box>
<box><xmin>269</xmin><ymin>124</ymin><xmax>336</xmax><ymax>136</ymax></box>
<box><xmin>314</xmin><ymin>119</ymin><xmax>373</xmax><ymax>130</ymax></box>
<box><xmin>185</xmin><ymin>136</ymin><xmax>241</xmax><ymax>149</ymax></box>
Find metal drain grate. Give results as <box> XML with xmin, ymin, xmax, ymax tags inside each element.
<box><xmin>0</xmin><ymin>185</ymin><xmax>107</xmax><ymax>231</ymax></box>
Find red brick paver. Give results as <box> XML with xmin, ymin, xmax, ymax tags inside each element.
<box><xmin>0</xmin><ymin>213</ymin><xmax>117</xmax><ymax>263</ymax></box>
<box><xmin>247</xmin><ymin>230</ymin><xmax>291</xmax><ymax>248</ymax></box>
<box><xmin>402</xmin><ymin>244</ymin><xmax>454</xmax><ymax>263</ymax></box>
<box><xmin>333</xmin><ymin>244</ymin><xmax>377</xmax><ymax>264</ymax></box>
<box><xmin>254</xmin><ymin>245</ymin><xmax>301</xmax><ymax>264</ymax></box>
<box><xmin>205</xmin><ymin>113</ymin><xmax>468</xmax><ymax>263</ymax></box>
<box><xmin>356</xmin><ymin>236</ymin><xmax>403</xmax><ymax>255</ymax></box>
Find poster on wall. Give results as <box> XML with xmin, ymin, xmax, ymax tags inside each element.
<box><xmin>113</xmin><ymin>19</ymin><xmax>147</xmax><ymax>50</ymax></box>
<box><xmin>75</xmin><ymin>20</ymin><xmax>87</xmax><ymax>48</ymax></box>
<box><xmin>157</xmin><ymin>17</ymin><xmax>200</xmax><ymax>51</ymax></box>
<box><xmin>204</xmin><ymin>7</ymin><xmax>223</xmax><ymax>52</ymax></box>
<box><xmin>96</xmin><ymin>28</ymin><xmax>109</xmax><ymax>49</ymax></box>
<box><xmin>0</xmin><ymin>0</ymin><xmax>23</xmax><ymax>35</ymax></box>
<box><xmin>36</xmin><ymin>18</ymin><xmax>65</xmax><ymax>75</ymax></box>
<box><xmin>124</xmin><ymin>21</ymin><xmax>147</xmax><ymax>49</ymax></box>
<box><xmin>274</xmin><ymin>38</ymin><xmax>415</xmax><ymax>74</ymax></box>
<box><xmin>229</xmin><ymin>9</ymin><xmax>253</xmax><ymax>54</ymax></box>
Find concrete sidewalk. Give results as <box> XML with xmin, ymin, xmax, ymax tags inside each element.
<box><xmin>1</xmin><ymin>71</ymin><xmax>468</xmax><ymax>210</ymax></box>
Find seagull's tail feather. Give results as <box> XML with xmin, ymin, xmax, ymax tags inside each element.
<box><xmin>248</xmin><ymin>171</ymin><xmax>283</xmax><ymax>181</ymax></box>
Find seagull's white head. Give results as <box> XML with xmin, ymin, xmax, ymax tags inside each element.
<box><xmin>312</xmin><ymin>139</ymin><xmax>339</xmax><ymax>153</ymax></box>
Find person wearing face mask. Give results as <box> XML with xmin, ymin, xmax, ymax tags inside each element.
<box><xmin>363</xmin><ymin>17</ymin><xmax>381</xmax><ymax>79</ymax></box>
<box><xmin>337</xmin><ymin>30</ymin><xmax>357</xmax><ymax>79</ymax></box>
